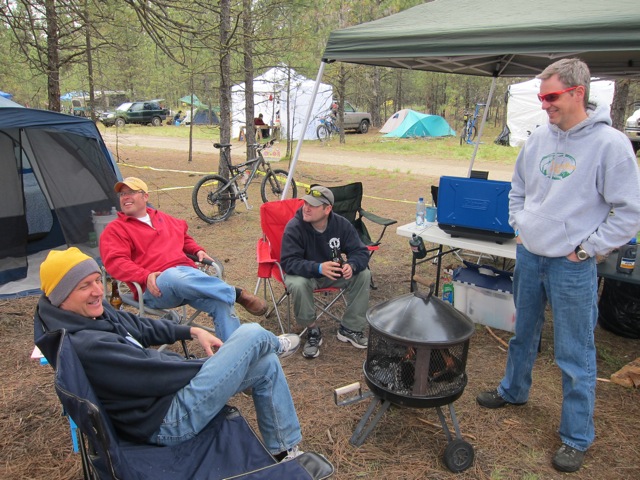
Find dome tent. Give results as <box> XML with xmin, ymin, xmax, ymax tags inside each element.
<box><xmin>382</xmin><ymin>110</ymin><xmax>455</xmax><ymax>138</ymax></box>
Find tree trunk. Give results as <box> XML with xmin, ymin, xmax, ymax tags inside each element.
<box><xmin>611</xmin><ymin>79</ymin><xmax>630</xmax><ymax>132</ymax></box>
<box><xmin>218</xmin><ymin>0</ymin><xmax>232</xmax><ymax>177</ymax></box>
<box><xmin>83</xmin><ymin>0</ymin><xmax>96</xmax><ymax>121</ymax></box>
<box><xmin>45</xmin><ymin>0</ymin><xmax>61</xmax><ymax>112</ymax></box>
<box><xmin>243</xmin><ymin>0</ymin><xmax>256</xmax><ymax>158</ymax></box>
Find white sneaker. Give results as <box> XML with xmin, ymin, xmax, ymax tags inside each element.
<box><xmin>277</xmin><ymin>334</ymin><xmax>300</xmax><ymax>359</ymax></box>
<box><xmin>281</xmin><ymin>445</ymin><xmax>304</xmax><ymax>462</ymax></box>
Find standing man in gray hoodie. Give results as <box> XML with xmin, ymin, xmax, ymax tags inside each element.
<box><xmin>476</xmin><ymin>58</ymin><xmax>640</xmax><ymax>473</ymax></box>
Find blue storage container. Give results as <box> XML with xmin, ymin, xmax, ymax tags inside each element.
<box><xmin>437</xmin><ymin>176</ymin><xmax>515</xmax><ymax>243</ymax></box>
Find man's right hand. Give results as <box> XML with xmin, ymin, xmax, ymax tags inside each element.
<box><xmin>321</xmin><ymin>261</ymin><xmax>344</xmax><ymax>280</ymax></box>
<box><xmin>146</xmin><ymin>271</ymin><xmax>163</xmax><ymax>297</ymax></box>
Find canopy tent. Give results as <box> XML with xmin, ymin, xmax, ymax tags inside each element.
<box><xmin>179</xmin><ymin>93</ymin><xmax>209</xmax><ymax>108</ymax></box>
<box><xmin>232</xmin><ymin>65</ymin><xmax>333</xmax><ymax>141</ymax></box>
<box><xmin>507</xmin><ymin>78</ymin><xmax>615</xmax><ymax>147</ymax></box>
<box><xmin>382</xmin><ymin>110</ymin><xmax>455</xmax><ymax>138</ymax></box>
<box><xmin>0</xmin><ymin>108</ymin><xmax>121</xmax><ymax>299</ymax></box>
<box><xmin>283</xmin><ymin>0</ymin><xmax>640</xmax><ymax>196</ymax></box>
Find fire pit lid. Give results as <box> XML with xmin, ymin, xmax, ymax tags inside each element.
<box><xmin>366</xmin><ymin>291</ymin><xmax>475</xmax><ymax>345</ymax></box>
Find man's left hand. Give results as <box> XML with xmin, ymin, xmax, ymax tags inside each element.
<box><xmin>196</xmin><ymin>250</ymin><xmax>214</xmax><ymax>263</ymax></box>
<box><xmin>190</xmin><ymin>327</ymin><xmax>223</xmax><ymax>356</ymax></box>
<box><xmin>342</xmin><ymin>263</ymin><xmax>353</xmax><ymax>280</ymax></box>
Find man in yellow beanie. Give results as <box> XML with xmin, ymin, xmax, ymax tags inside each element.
<box><xmin>36</xmin><ymin>247</ymin><xmax>304</xmax><ymax>461</ymax></box>
<box><xmin>99</xmin><ymin>176</ymin><xmax>267</xmax><ymax>342</ymax></box>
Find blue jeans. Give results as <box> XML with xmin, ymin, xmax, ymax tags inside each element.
<box><xmin>153</xmin><ymin>323</ymin><xmax>301</xmax><ymax>454</ymax></box>
<box><xmin>498</xmin><ymin>244</ymin><xmax>598</xmax><ymax>451</ymax></box>
<box><xmin>143</xmin><ymin>266</ymin><xmax>240</xmax><ymax>341</ymax></box>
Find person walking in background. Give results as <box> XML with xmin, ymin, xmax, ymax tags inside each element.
<box><xmin>281</xmin><ymin>186</ymin><xmax>371</xmax><ymax>359</ymax></box>
<box><xmin>476</xmin><ymin>58</ymin><xmax>640</xmax><ymax>473</ymax></box>
<box><xmin>99</xmin><ymin>177</ymin><xmax>267</xmax><ymax>342</ymax></box>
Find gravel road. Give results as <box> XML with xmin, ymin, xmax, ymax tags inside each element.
<box><xmin>101</xmin><ymin>130</ymin><xmax>515</xmax><ymax>181</ymax></box>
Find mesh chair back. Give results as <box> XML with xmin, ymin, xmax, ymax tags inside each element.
<box><xmin>324</xmin><ymin>182</ymin><xmax>373</xmax><ymax>246</ymax></box>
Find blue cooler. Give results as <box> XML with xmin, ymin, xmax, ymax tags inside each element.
<box><xmin>437</xmin><ymin>176</ymin><xmax>515</xmax><ymax>243</ymax></box>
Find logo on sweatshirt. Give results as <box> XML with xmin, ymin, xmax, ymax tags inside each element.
<box><xmin>329</xmin><ymin>237</ymin><xmax>341</xmax><ymax>250</ymax></box>
<box><xmin>539</xmin><ymin>153</ymin><xmax>576</xmax><ymax>180</ymax></box>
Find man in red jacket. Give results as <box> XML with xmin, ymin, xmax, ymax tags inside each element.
<box><xmin>99</xmin><ymin>177</ymin><xmax>267</xmax><ymax>341</ymax></box>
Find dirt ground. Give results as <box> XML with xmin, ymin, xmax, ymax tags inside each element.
<box><xmin>1</xmin><ymin>143</ymin><xmax>639</xmax><ymax>479</ymax></box>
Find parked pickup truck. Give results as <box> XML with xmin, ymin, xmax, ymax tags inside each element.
<box><xmin>341</xmin><ymin>101</ymin><xmax>371</xmax><ymax>133</ymax></box>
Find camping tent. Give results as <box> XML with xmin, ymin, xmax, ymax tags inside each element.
<box><xmin>507</xmin><ymin>78</ymin><xmax>615</xmax><ymax>147</ymax></box>
<box><xmin>282</xmin><ymin>0</ymin><xmax>640</xmax><ymax>195</ymax></box>
<box><xmin>0</xmin><ymin>96</ymin><xmax>23</xmax><ymax>108</ymax></box>
<box><xmin>0</xmin><ymin>108</ymin><xmax>121</xmax><ymax>299</ymax></box>
<box><xmin>382</xmin><ymin>110</ymin><xmax>455</xmax><ymax>138</ymax></box>
<box><xmin>379</xmin><ymin>109</ymin><xmax>410</xmax><ymax>134</ymax></box>
<box><xmin>231</xmin><ymin>65</ymin><xmax>333</xmax><ymax>141</ymax></box>
<box><xmin>1</xmin><ymin>90</ymin><xmax>13</xmax><ymax>99</ymax></box>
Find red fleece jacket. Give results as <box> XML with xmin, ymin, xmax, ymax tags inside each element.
<box><xmin>100</xmin><ymin>208</ymin><xmax>203</xmax><ymax>296</ymax></box>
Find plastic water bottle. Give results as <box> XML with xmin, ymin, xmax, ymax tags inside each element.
<box><xmin>416</xmin><ymin>197</ymin><xmax>426</xmax><ymax>227</ymax></box>
<box><xmin>616</xmin><ymin>238</ymin><xmax>637</xmax><ymax>274</ymax></box>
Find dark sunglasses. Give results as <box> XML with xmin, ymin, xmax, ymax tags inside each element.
<box><xmin>537</xmin><ymin>86</ymin><xmax>578</xmax><ymax>103</ymax></box>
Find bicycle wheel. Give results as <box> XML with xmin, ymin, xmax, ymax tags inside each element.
<box><xmin>192</xmin><ymin>174</ymin><xmax>236</xmax><ymax>223</ymax></box>
<box><xmin>469</xmin><ymin>125</ymin><xmax>478</xmax><ymax>142</ymax></box>
<box><xmin>261</xmin><ymin>169</ymin><xmax>297</xmax><ymax>203</ymax></box>
<box><xmin>317</xmin><ymin>124</ymin><xmax>331</xmax><ymax>142</ymax></box>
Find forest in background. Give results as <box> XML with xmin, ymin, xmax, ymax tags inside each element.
<box><xmin>1</xmin><ymin>0</ymin><xmax>639</xmax><ymax>133</ymax></box>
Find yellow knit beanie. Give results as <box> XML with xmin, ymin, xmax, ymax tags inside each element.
<box><xmin>40</xmin><ymin>247</ymin><xmax>101</xmax><ymax>306</ymax></box>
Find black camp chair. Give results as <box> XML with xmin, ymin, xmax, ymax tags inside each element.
<box><xmin>319</xmin><ymin>182</ymin><xmax>397</xmax><ymax>289</ymax></box>
<box><xmin>34</xmin><ymin>322</ymin><xmax>334</xmax><ymax>480</ymax></box>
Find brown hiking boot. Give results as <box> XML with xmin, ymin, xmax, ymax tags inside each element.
<box><xmin>237</xmin><ymin>290</ymin><xmax>268</xmax><ymax>316</ymax></box>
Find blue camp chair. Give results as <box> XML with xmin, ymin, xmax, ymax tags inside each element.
<box><xmin>34</xmin><ymin>324</ymin><xmax>334</xmax><ymax>480</ymax></box>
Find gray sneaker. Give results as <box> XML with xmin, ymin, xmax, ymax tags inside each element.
<box><xmin>337</xmin><ymin>325</ymin><xmax>368</xmax><ymax>349</ymax></box>
<box><xmin>302</xmin><ymin>327</ymin><xmax>323</xmax><ymax>359</ymax></box>
<box><xmin>277</xmin><ymin>334</ymin><xmax>300</xmax><ymax>359</ymax></box>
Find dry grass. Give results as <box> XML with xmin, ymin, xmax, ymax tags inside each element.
<box><xmin>2</xmin><ymin>146</ymin><xmax>639</xmax><ymax>479</ymax></box>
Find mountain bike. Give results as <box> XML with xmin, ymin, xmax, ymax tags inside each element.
<box><xmin>316</xmin><ymin>114</ymin><xmax>340</xmax><ymax>142</ymax></box>
<box><xmin>192</xmin><ymin>140</ymin><xmax>297</xmax><ymax>223</ymax></box>
<box><xmin>459</xmin><ymin>103</ymin><xmax>485</xmax><ymax>145</ymax></box>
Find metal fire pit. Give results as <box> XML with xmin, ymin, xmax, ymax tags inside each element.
<box><xmin>335</xmin><ymin>288</ymin><xmax>476</xmax><ymax>473</ymax></box>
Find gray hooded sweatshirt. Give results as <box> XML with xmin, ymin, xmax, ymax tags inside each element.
<box><xmin>509</xmin><ymin>104</ymin><xmax>640</xmax><ymax>258</ymax></box>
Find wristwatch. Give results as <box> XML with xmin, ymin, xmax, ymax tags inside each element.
<box><xmin>574</xmin><ymin>244</ymin><xmax>590</xmax><ymax>261</ymax></box>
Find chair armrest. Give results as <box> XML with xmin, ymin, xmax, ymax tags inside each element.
<box><xmin>359</xmin><ymin>209</ymin><xmax>397</xmax><ymax>227</ymax></box>
<box><xmin>186</xmin><ymin>253</ymin><xmax>224</xmax><ymax>278</ymax></box>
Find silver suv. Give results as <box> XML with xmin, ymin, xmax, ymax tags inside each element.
<box><xmin>624</xmin><ymin>107</ymin><xmax>640</xmax><ymax>154</ymax></box>
<box><xmin>341</xmin><ymin>101</ymin><xmax>371</xmax><ymax>133</ymax></box>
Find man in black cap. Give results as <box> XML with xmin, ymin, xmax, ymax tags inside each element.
<box><xmin>281</xmin><ymin>186</ymin><xmax>371</xmax><ymax>359</ymax></box>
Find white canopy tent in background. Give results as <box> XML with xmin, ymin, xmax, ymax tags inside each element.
<box><xmin>507</xmin><ymin>78</ymin><xmax>615</xmax><ymax>147</ymax></box>
<box><xmin>231</xmin><ymin>65</ymin><xmax>333</xmax><ymax>141</ymax></box>
<box><xmin>282</xmin><ymin>0</ymin><xmax>640</xmax><ymax>197</ymax></box>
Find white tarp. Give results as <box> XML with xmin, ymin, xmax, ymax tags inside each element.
<box><xmin>507</xmin><ymin>78</ymin><xmax>615</xmax><ymax>147</ymax></box>
<box><xmin>231</xmin><ymin>65</ymin><xmax>333</xmax><ymax>141</ymax></box>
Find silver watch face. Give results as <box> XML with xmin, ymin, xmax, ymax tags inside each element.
<box><xmin>577</xmin><ymin>249</ymin><xmax>589</xmax><ymax>261</ymax></box>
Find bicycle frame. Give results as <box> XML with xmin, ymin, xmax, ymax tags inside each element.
<box><xmin>216</xmin><ymin>144</ymin><xmax>269</xmax><ymax>209</ymax></box>
<box><xmin>462</xmin><ymin>103</ymin><xmax>485</xmax><ymax>145</ymax></box>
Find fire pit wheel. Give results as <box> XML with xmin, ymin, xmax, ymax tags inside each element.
<box><xmin>443</xmin><ymin>438</ymin><xmax>474</xmax><ymax>473</ymax></box>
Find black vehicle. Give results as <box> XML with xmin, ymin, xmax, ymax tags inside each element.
<box><xmin>100</xmin><ymin>100</ymin><xmax>169</xmax><ymax>128</ymax></box>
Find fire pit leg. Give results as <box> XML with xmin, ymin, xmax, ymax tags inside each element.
<box><xmin>349</xmin><ymin>396</ymin><xmax>392</xmax><ymax>447</ymax></box>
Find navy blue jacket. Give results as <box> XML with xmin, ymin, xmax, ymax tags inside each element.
<box><xmin>35</xmin><ymin>297</ymin><xmax>200</xmax><ymax>442</ymax></box>
<box><xmin>281</xmin><ymin>208</ymin><xmax>369</xmax><ymax>277</ymax></box>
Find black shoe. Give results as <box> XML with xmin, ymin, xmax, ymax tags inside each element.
<box><xmin>302</xmin><ymin>327</ymin><xmax>322</xmax><ymax>359</ymax></box>
<box><xmin>476</xmin><ymin>389</ymin><xmax>527</xmax><ymax>409</ymax></box>
<box><xmin>552</xmin><ymin>444</ymin><xmax>586</xmax><ymax>472</ymax></box>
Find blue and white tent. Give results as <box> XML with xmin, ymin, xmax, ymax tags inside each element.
<box><xmin>0</xmin><ymin>108</ymin><xmax>121</xmax><ymax>298</ymax></box>
<box><xmin>382</xmin><ymin>110</ymin><xmax>455</xmax><ymax>138</ymax></box>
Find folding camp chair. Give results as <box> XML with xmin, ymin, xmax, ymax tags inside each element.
<box><xmin>104</xmin><ymin>254</ymin><xmax>223</xmax><ymax>347</ymax></box>
<box><xmin>34</xmin><ymin>324</ymin><xmax>334</xmax><ymax>480</ymax></box>
<box><xmin>321</xmin><ymin>182</ymin><xmax>397</xmax><ymax>289</ymax></box>
<box><xmin>254</xmin><ymin>199</ymin><xmax>346</xmax><ymax>334</ymax></box>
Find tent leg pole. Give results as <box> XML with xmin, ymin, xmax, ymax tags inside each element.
<box><xmin>467</xmin><ymin>76</ymin><xmax>497</xmax><ymax>177</ymax></box>
<box><xmin>282</xmin><ymin>61</ymin><xmax>327</xmax><ymax>199</ymax></box>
